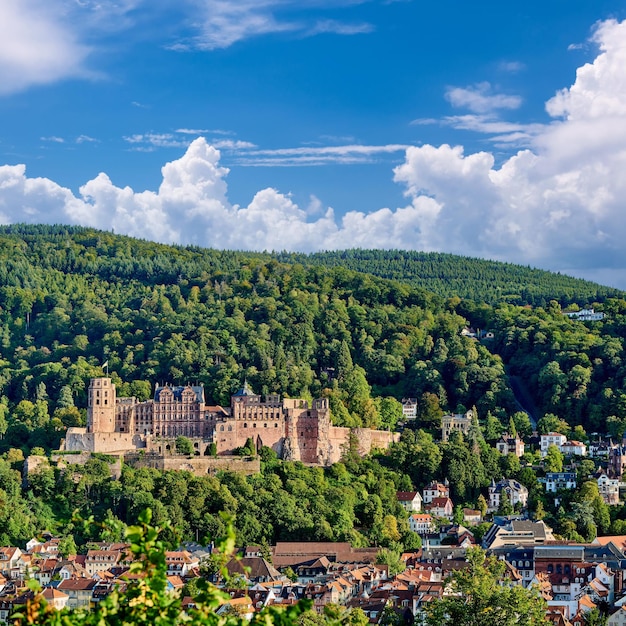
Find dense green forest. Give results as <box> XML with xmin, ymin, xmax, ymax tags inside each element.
<box><xmin>0</xmin><ymin>224</ymin><xmax>519</xmax><ymax>453</ymax></box>
<box><xmin>0</xmin><ymin>224</ymin><xmax>624</xmax><ymax>445</ymax></box>
<box><xmin>276</xmin><ymin>249</ymin><xmax>623</xmax><ymax>306</ymax></box>
<box><xmin>1</xmin><ymin>224</ymin><xmax>626</xmax><ymax>556</ymax></box>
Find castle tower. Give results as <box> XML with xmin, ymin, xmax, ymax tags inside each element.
<box><xmin>87</xmin><ymin>378</ymin><xmax>116</xmax><ymax>433</ymax></box>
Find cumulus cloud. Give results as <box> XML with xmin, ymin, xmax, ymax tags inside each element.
<box><xmin>3</xmin><ymin>19</ymin><xmax>626</xmax><ymax>287</ymax></box>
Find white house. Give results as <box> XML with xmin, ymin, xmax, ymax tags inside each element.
<box><xmin>540</xmin><ymin>433</ymin><xmax>567</xmax><ymax>457</ymax></box>
<box><xmin>422</xmin><ymin>481</ymin><xmax>449</xmax><ymax>504</ymax></box>
<box><xmin>565</xmin><ymin>309</ymin><xmax>605</xmax><ymax>322</ymax></box>
<box><xmin>597</xmin><ymin>473</ymin><xmax>620</xmax><ymax>505</ymax></box>
<box><xmin>396</xmin><ymin>491</ymin><xmax>422</xmax><ymax>513</ymax></box>
<box><xmin>608</xmin><ymin>606</ymin><xmax>626</xmax><ymax>626</ymax></box>
<box><xmin>409</xmin><ymin>514</ymin><xmax>433</xmax><ymax>534</ymax></box>
<box><xmin>561</xmin><ymin>440</ymin><xmax>587</xmax><ymax>457</ymax></box>
<box><xmin>401</xmin><ymin>398</ymin><xmax>418</xmax><ymax>420</ymax></box>
<box><xmin>488</xmin><ymin>479</ymin><xmax>528</xmax><ymax>511</ymax></box>
<box><xmin>544</xmin><ymin>472</ymin><xmax>577</xmax><ymax>493</ymax></box>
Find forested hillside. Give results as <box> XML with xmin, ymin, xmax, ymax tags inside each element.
<box><xmin>0</xmin><ymin>224</ymin><xmax>516</xmax><ymax>454</ymax></box>
<box><xmin>276</xmin><ymin>249</ymin><xmax>623</xmax><ymax>306</ymax></box>
<box><xmin>1</xmin><ymin>225</ymin><xmax>626</xmax><ymax>553</ymax></box>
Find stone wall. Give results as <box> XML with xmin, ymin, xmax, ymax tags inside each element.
<box><xmin>63</xmin><ymin>428</ymin><xmax>146</xmax><ymax>454</ymax></box>
<box><xmin>125</xmin><ymin>452</ymin><xmax>261</xmax><ymax>477</ymax></box>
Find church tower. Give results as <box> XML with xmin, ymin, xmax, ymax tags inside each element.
<box><xmin>87</xmin><ymin>378</ymin><xmax>116</xmax><ymax>433</ymax></box>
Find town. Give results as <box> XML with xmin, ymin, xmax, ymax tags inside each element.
<box><xmin>4</xmin><ymin>377</ymin><xmax>626</xmax><ymax>625</ymax></box>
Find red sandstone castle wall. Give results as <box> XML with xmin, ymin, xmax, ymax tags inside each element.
<box><xmin>214</xmin><ymin>418</ymin><xmax>286</xmax><ymax>456</ymax></box>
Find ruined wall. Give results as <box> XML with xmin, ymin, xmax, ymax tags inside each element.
<box><xmin>63</xmin><ymin>428</ymin><xmax>145</xmax><ymax>454</ymax></box>
<box><xmin>367</xmin><ymin>428</ymin><xmax>399</xmax><ymax>451</ymax></box>
<box><xmin>315</xmin><ymin>425</ymin><xmax>399</xmax><ymax>466</ymax></box>
<box><xmin>214</xmin><ymin>418</ymin><xmax>285</xmax><ymax>456</ymax></box>
<box><xmin>125</xmin><ymin>453</ymin><xmax>261</xmax><ymax>477</ymax></box>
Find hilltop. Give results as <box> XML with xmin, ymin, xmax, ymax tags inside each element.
<box><xmin>276</xmin><ymin>249</ymin><xmax>623</xmax><ymax>306</ymax></box>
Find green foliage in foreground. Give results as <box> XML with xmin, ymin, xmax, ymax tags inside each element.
<box><xmin>424</xmin><ymin>547</ymin><xmax>549</xmax><ymax>626</ymax></box>
<box><xmin>13</xmin><ymin>509</ymin><xmax>314</xmax><ymax>626</ymax></box>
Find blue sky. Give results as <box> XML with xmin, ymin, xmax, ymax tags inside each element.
<box><xmin>2</xmin><ymin>0</ymin><xmax>626</xmax><ymax>288</ymax></box>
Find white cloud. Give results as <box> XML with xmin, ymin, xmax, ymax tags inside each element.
<box><xmin>180</xmin><ymin>0</ymin><xmax>379</xmax><ymax>50</ymax></box>
<box><xmin>445</xmin><ymin>82</ymin><xmax>522</xmax><ymax>114</ymax></box>
<box><xmin>0</xmin><ymin>0</ymin><xmax>91</xmax><ymax>95</ymax></box>
<box><xmin>3</xmin><ymin>19</ymin><xmax>626</xmax><ymax>287</ymax></box>
<box><xmin>0</xmin><ymin>0</ymin><xmax>381</xmax><ymax>95</ymax></box>
<box><xmin>212</xmin><ymin>139</ymin><xmax>257</xmax><ymax>150</ymax></box>
<box><xmin>123</xmin><ymin>133</ymin><xmax>189</xmax><ymax>150</ymax></box>
<box><xmin>498</xmin><ymin>61</ymin><xmax>525</xmax><ymax>73</ymax></box>
<box><xmin>238</xmin><ymin>143</ymin><xmax>409</xmax><ymax>166</ymax></box>
<box><xmin>307</xmin><ymin>19</ymin><xmax>374</xmax><ymax>36</ymax></box>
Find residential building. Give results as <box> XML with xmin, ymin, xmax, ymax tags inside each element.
<box><xmin>544</xmin><ymin>473</ymin><xmax>578</xmax><ymax>493</ymax></box>
<box><xmin>85</xmin><ymin>550</ymin><xmax>120</xmax><ymax>577</ymax></box>
<box><xmin>409</xmin><ymin>514</ymin><xmax>433</xmax><ymax>535</ymax></box>
<box><xmin>396</xmin><ymin>491</ymin><xmax>422</xmax><ymax>513</ymax></box>
<box><xmin>496</xmin><ymin>434</ymin><xmax>525</xmax><ymax>457</ymax></box>
<box><xmin>425</xmin><ymin>497</ymin><xmax>453</xmax><ymax>519</ymax></box>
<box><xmin>401</xmin><ymin>398</ymin><xmax>417</xmax><ymax>421</ymax></box>
<box><xmin>422</xmin><ymin>481</ymin><xmax>449</xmax><ymax>504</ymax></box>
<box><xmin>541</xmin><ymin>433</ymin><xmax>567</xmax><ymax>457</ymax></box>
<box><xmin>565</xmin><ymin>309</ymin><xmax>605</xmax><ymax>322</ymax></box>
<box><xmin>597</xmin><ymin>473</ymin><xmax>620</xmax><ymax>505</ymax></box>
<box><xmin>488</xmin><ymin>479</ymin><xmax>529</xmax><ymax>511</ymax></box>
<box><xmin>609</xmin><ymin>606</ymin><xmax>626</xmax><ymax>626</ymax></box>
<box><xmin>441</xmin><ymin>411</ymin><xmax>473</xmax><ymax>442</ymax></box>
<box><xmin>589</xmin><ymin>441</ymin><xmax>612</xmax><ymax>460</ymax></box>
<box><xmin>482</xmin><ymin>519</ymin><xmax>555</xmax><ymax>550</ymax></box>
<box><xmin>57</xmin><ymin>579</ymin><xmax>97</xmax><ymax>610</ymax></box>
<box><xmin>561</xmin><ymin>441</ymin><xmax>587</xmax><ymax>457</ymax></box>
<box><xmin>462</xmin><ymin>509</ymin><xmax>482</xmax><ymax>525</ymax></box>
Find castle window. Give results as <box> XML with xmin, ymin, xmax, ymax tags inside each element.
<box><xmin>244</xmin><ymin>423</ymin><xmax>248</xmax><ymax>428</ymax></box>
<box><xmin>275</xmin><ymin>423</ymin><xmax>278</xmax><ymax>428</ymax></box>
<box><xmin>264</xmin><ymin>423</ymin><xmax>267</xmax><ymax>427</ymax></box>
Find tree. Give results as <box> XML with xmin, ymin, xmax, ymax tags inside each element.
<box><xmin>175</xmin><ymin>436</ymin><xmax>194</xmax><ymax>456</ymax></box>
<box><xmin>417</xmin><ymin>392</ymin><xmax>443</xmax><ymax>429</ymax></box>
<box><xmin>543</xmin><ymin>444</ymin><xmax>564</xmax><ymax>473</ymax></box>
<box><xmin>425</xmin><ymin>547</ymin><xmax>549</xmax><ymax>626</ymax></box>
<box><xmin>497</xmin><ymin>490</ymin><xmax>514</xmax><ymax>516</ymax></box>
<box><xmin>537</xmin><ymin>413</ymin><xmax>569</xmax><ymax>436</ymax></box>
<box><xmin>375</xmin><ymin>548</ymin><xmax>405</xmax><ymax>577</ymax></box>
<box><xmin>483</xmin><ymin>413</ymin><xmax>503</xmax><ymax>442</ymax></box>
<box><xmin>511</xmin><ymin>412</ymin><xmax>532</xmax><ymax>438</ymax></box>
<box><xmin>476</xmin><ymin>494</ymin><xmax>488</xmax><ymax>518</ymax></box>
<box><xmin>58</xmin><ymin>536</ymin><xmax>77</xmax><ymax>559</ymax></box>
<box><xmin>56</xmin><ymin>385</ymin><xmax>75</xmax><ymax>409</ymax></box>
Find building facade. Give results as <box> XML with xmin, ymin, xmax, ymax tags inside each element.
<box><xmin>65</xmin><ymin>377</ymin><xmax>397</xmax><ymax>466</ymax></box>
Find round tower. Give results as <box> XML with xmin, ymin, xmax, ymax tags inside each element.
<box><xmin>87</xmin><ymin>377</ymin><xmax>116</xmax><ymax>433</ymax></box>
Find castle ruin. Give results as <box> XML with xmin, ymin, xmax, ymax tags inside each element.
<box><xmin>63</xmin><ymin>377</ymin><xmax>398</xmax><ymax>466</ymax></box>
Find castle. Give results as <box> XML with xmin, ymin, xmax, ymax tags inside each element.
<box><xmin>63</xmin><ymin>378</ymin><xmax>397</xmax><ymax>466</ymax></box>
